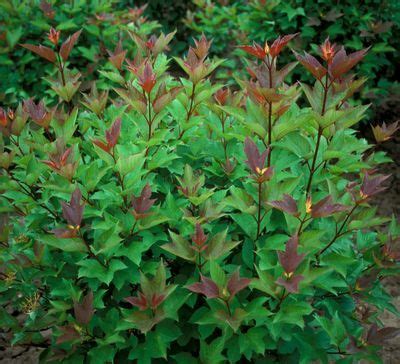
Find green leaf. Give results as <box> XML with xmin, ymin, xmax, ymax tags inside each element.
<box><xmin>161</xmin><ymin>231</ymin><xmax>196</xmax><ymax>262</ymax></box>
<box><xmin>239</xmin><ymin>327</ymin><xmax>267</xmax><ymax>359</ymax></box>
<box><xmin>273</xmin><ymin>300</ymin><xmax>313</xmax><ymax>328</ymax></box>
<box><xmin>39</xmin><ymin>234</ymin><xmax>86</xmax><ymax>252</ymax></box>
<box><xmin>209</xmin><ymin>260</ymin><xmax>226</xmax><ymax>287</ymax></box>
<box><xmin>204</xmin><ymin>229</ymin><xmax>240</xmax><ymax>260</ymax></box>
<box><xmin>200</xmin><ymin>337</ymin><xmax>226</xmax><ymax>364</ymax></box>
<box><xmin>314</xmin><ymin>312</ymin><xmax>346</xmax><ymax>346</ymax></box>
<box><xmin>77</xmin><ymin>259</ymin><xmax>127</xmax><ymax>285</ymax></box>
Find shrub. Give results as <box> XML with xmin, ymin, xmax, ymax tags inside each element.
<box><xmin>186</xmin><ymin>0</ymin><xmax>400</xmax><ymax>110</ymax></box>
<box><xmin>0</xmin><ymin>25</ymin><xmax>399</xmax><ymax>363</ymax></box>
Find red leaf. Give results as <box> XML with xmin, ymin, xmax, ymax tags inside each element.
<box><xmin>276</xmin><ymin>274</ymin><xmax>304</xmax><ymax>293</ymax></box>
<box><xmin>107</xmin><ymin>40</ymin><xmax>127</xmax><ymax>70</ymax></box>
<box><xmin>278</xmin><ymin>234</ymin><xmax>305</xmax><ymax>274</ymax></box>
<box><xmin>244</xmin><ymin>137</ymin><xmax>269</xmax><ymax>175</ymax></box>
<box><xmin>20</xmin><ymin>44</ymin><xmax>56</xmax><ymax>63</ymax></box>
<box><xmin>0</xmin><ymin>108</ymin><xmax>7</xmax><ymax>127</ymax></box>
<box><xmin>56</xmin><ymin>325</ymin><xmax>80</xmax><ymax>344</ymax></box>
<box><xmin>269</xmin><ymin>33</ymin><xmax>299</xmax><ymax>58</ymax></box>
<box><xmin>310</xmin><ymin>195</ymin><xmax>349</xmax><ymax>218</ymax></box>
<box><xmin>150</xmin><ymin>293</ymin><xmax>165</xmax><ymax>309</ymax></box>
<box><xmin>73</xmin><ymin>291</ymin><xmax>94</xmax><ymax>325</ymax></box>
<box><xmin>52</xmin><ymin>227</ymin><xmax>77</xmax><ymax>238</ymax></box>
<box><xmin>39</xmin><ymin>1</ymin><xmax>55</xmax><ymax>19</ymax></box>
<box><xmin>60</xmin><ymin>147</ymin><xmax>73</xmax><ymax>166</ymax></box>
<box><xmin>60</xmin><ymin>29</ymin><xmax>82</xmax><ymax>61</ymax></box>
<box><xmin>294</xmin><ymin>51</ymin><xmax>327</xmax><ymax>80</ymax></box>
<box><xmin>360</xmin><ymin>171</ymin><xmax>390</xmax><ymax>200</ymax></box>
<box><xmin>61</xmin><ymin>188</ymin><xmax>84</xmax><ymax>227</ymax></box>
<box><xmin>48</xmin><ymin>27</ymin><xmax>60</xmax><ymax>46</ymax></box>
<box><xmin>193</xmin><ymin>34</ymin><xmax>212</xmax><ymax>60</ymax></box>
<box><xmin>238</xmin><ymin>42</ymin><xmax>266</xmax><ymax>60</ymax></box>
<box><xmin>371</xmin><ymin>121</ymin><xmax>399</xmax><ymax>143</ymax></box>
<box><xmin>330</xmin><ymin>47</ymin><xmax>369</xmax><ymax>79</ymax></box>
<box><xmin>105</xmin><ymin>118</ymin><xmax>121</xmax><ymax>149</ymax></box>
<box><xmin>93</xmin><ymin>139</ymin><xmax>111</xmax><ymax>153</ymax></box>
<box><xmin>187</xmin><ymin>275</ymin><xmax>220</xmax><ymax>299</ymax></box>
<box><xmin>109</xmin><ymin>51</ymin><xmax>127</xmax><ymax>70</ymax></box>
<box><xmin>192</xmin><ymin>223</ymin><xmax>208</xmax><ymax>248</ymax></box>
<box><xmin>23</xmin><ymin>98</ymin><xmax>51</xmax><ymax>126</ymax></box>
<box><xmin>227</xmin><ymin>270</ymin><xmax>251</xmax><ymax>299</ymax></box>
<box><xmin>214</xmin><ymin>88</ymin><xmax>229</xmax><ymax>105</ymax></box>
<box><xmin>131</xmin><ymin>184</ymin><xmax>156</xmax><ymax>217</ymax></box>
<box><xmin>125</xmin><ymin>292</ymin><xmax>148</xmax><ymax>311</ymax></box>
<box><xmin>269</xmin><ymin>194</ymin><xmax>299</xmax><ymax>216</ymax></box>
<box><xmin>138</xmin><ymin>62</ymin><xmax>156</xmax><ymax>94</ymax></box>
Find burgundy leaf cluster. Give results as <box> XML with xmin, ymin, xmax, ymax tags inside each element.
<box><xmin>276</xmin><ymin>234</ymin><xmax>305</xmax><ymax>293</ymax></box>
<box><xmin>239</xmin><ymin>34</ymin><xmax>298</xmax><ymax>60</ymax></box>
<box><xmin>191</xmin><ymin>223</ymin><xmax>208</xmax><ymax>252</ymax></box>
<box><xmin>125</xmin><ymin>291</ymin><xmax>165</xmax><ymax>311</ymax></box>
<box><xmin>294</xmin><ymin>37</ymin><xmax>369</xmax><ymax>81</ymax></box>
<box><xmin>21</xmin><ymin>29</ymin><xmax>82</xmax><ymax>63</ymax></box>
<box><xmin>244</xmin><ymin>137</ymin><xmax>273</xmax><ymax>183</ymax></box>
<box><xmin>131</xmin><ymin>184</ymin><xmax>156</xmax><ymax>220</ymax></box>
<box><xmin>92</xmin><ymin>118</ymin><xmax>121</xmax><ymax>154</ymax></box>
<box><xmin>53</xmin><ymin>188</ymin><xmax>84</xmax><ymax>238</ymax></box>
<box><xmin>359</xmin><ymin>171</ymin><xmax>390</xmax><ymax>201</ymax></box>
<box><xmin>188</xmin><ymin>270</ymin><xmax>251</xmax><ymax>302</ymax></box>
<box><xmin>73</xmin><ymin>291</ymin><xmax>94</xmax><ymax>326</ymax></box>
<box><xmin>309</xmin><ymin>195</ymin><xmax>349</xmax><ymax>218</ymax></box>
<box><xmin>107</xmin><ymin>40</ymin><xmax>127</xmax><ymax>70</ymax></box>
<box><xmin>42</xmin><ymin>142</ymin><xmax>77</xmax><ymax>181</ymax></box>
<box><xmin>371</xmin><ymin>121</ymin><xmax>399</xmax><ymax>143</ymax></box>
<box><xmin>23</xmin><ymin>99</ymin><xmax>53</xmax><ymax>128</ymax></box>
<box><xmin>269</xmin><ymin>194</ymin><xmax>299</xmax><ymax>217</ymax></box>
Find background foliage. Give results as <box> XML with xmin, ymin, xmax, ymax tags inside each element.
<box><xmin>0</xmin><ymin>0</ymin><xmax>159</xmax><ymax>105</ymax></box>
<box><xmin>186</xmin><ymin>0</ymin><xmax>400</xmax><ymax>116</ymax></box>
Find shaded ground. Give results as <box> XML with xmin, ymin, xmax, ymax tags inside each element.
<box><xmin>0</xmin><ymin>347</ymin><xmax>42</xmax><ymax>364</ymax></box>
<box><xmin>370</xmin><ymin>130</ymin><xmax>400</xmax><ymax>363</ymax></box>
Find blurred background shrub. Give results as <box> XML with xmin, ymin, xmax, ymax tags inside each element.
<box><xmin>0</xmin><ymin>0</ymin><xmax>160</xmax><ymax>105</ymax></box>
<box><xmin>185</xmin><ymin>0</ymin><xmax>400</xmax><ymax>119</ymax></box>
<box><xmin>1</xmin><ymin>0</ymin><xmax>399</xmax><ymax>120</ymax></box>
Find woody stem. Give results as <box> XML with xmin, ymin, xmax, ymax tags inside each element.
<box><xmin>4</xmin><ymin>169</ymin><xmax>58</xmax><ymax>219</ymax></box>
<box><xmin>111</xmin><ymin>152</ymin><xmax>128</xmax><ymax>210</ymax></box>
<box><xmin>79</xmin><ymin>231</ymin><xmax>107</xmax><ymax>268</ymax></box>
<box><xmin>316</xmin><ymin>205</ymin><xmax>358</xmax><ymax>258</ymax></box>
<box><xmin>224</xmin><ymin>299</ymin><xmax>232</xmax><ymax>316</ymax></box>
<box><xmin>197</xmin><ymin>251</ymin><xmax>202</xmax><ymax>273</ymax></box>
<box><xmin>186</xmin><ymin>83</ymin><xmax>196</xmax><ymax>123</ymax></box>
<box><xmin>56</xmin><ymin>52</ymin><xmax>66</xmax><ymax>87</ymax></box>
<box><xmin>305</xmin><ymin>74</ymin><xmax>330</xmax><ymax>196</ymax></box>
<box><xmin>256</xmin><ymin>182</ymin><xmax>263</xmax><ymax>240</ymax></box>
<box><xmin>178</xmin><ymin>83</ymin><xmax>197</xmax><ymax>140</ymax></box>
<box><xmin>10</xmin><ymin>136</ymin><xmax>24</xmax><ymax>155</ymax></box>
<box><xmin>266</xmin><ymin>60</ymin><xmax>273</xmax><ymax>167</ymax></box>
<box><xmin>275</xmin><ymin>288</ymin><xmax>288</xmax><ymax>312</ymax></box>
<box><xmin>146</xmin><ymin>92</ymin><xmax>152</xmax><ymax>141</ymax></box>
<box><xmin>220</xmin><ymin>114</ymin><xmax>228</xmax><ymax>160</ymax></box>
<box><xmin>297</xmin><ymin>215</ymin><xmax>311</xmax><ymax>236</ymax></box>
<box><xmin>267</xmin><ymin>101</ymin><xmax>273</xmax><ymax>166</ymax></box>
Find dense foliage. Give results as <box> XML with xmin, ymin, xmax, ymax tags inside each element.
<box><xmin>186</xmin><ymin>0</ymin><xmax>400</xmax><ymax>109</ymax></box>
<box><xmin>1</xmin><ymin>19</ymin><xmax>400</xmax><ymax>364</ymax></box>
<box><xmin>0</xmin><ymin>0</ymin><xmax>160</xmax><ymax>105</ymax></box>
